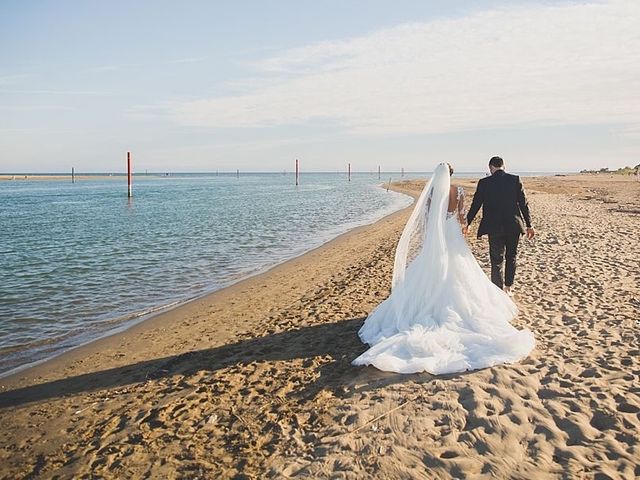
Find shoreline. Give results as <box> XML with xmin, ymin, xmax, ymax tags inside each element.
<box><xmin>0</xmin><ymin>171</ymin><xmax>593</xmax><ymax>183</ymax></box>
<box><xmin>0</xmin><ymin>185</ymin><xmax>417</xmax><ymax>389</ymax></box>
<box><xmin>0</xmin><ymin>182</ymin><xmax>412</xmax><ymax>380</ymax></box>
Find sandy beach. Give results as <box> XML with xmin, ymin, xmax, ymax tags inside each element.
<box><xmin>0</xmin><ymin>174</ymin><xmax>638</xmax><ymax>479</ymax></box>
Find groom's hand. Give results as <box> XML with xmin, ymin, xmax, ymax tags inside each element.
<box><xmin>526</xmin><ymin>227</ymin><xmax>535</xmax><ymax>239</ymax></box>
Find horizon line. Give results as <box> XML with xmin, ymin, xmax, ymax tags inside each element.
<box><xmin>1</xmin><ymin>169</ymin><xmax>579</xmax><ymax>175</ymax></box>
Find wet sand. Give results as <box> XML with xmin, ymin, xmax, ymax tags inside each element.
<box><xmin>0</xmin><ymin>174</ymin><xmax>638</xmax><ymax>479</ymax></box>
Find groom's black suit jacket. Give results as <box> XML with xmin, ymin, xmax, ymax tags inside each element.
<box><xmin>466</xmin><ymin>170</ymin><xmax>532</xmax><ymax>238</ymax></box>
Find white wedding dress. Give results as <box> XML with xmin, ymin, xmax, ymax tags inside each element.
<box><xmin>353</xmin><ymin>163</ymin><xmax>534</xmax><ymax>374</ymax></box>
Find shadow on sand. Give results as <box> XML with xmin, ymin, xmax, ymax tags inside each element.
<box><xmin>0</xmin><ymin>317</ymin><xmax>452</xmax><ymax>409</ymax></box>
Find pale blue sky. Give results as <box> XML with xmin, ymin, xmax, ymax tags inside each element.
<box><xmin>1</xmin><ymin>0</ymin><xmax>639</xmax><ymax>173</ymax></box>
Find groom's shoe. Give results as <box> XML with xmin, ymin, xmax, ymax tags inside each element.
<box><xmin>504</xmin><ymin>285</ymin><xmax>514</xmax><ymax>297</ymax></box>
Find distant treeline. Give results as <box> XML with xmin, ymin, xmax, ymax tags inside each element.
<box><xmin>580</xmin><ymin>164</ymin><xmax>640</xmax><ymax>175</ymax></box>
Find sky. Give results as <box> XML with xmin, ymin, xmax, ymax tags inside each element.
<box><xmin>1</xmin><ymin>0</ymin><xmax>639</xmax><ymax>173</ymax></box>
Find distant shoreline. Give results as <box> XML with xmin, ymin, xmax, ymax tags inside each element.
<box><xmin>0</xmin><ymin>171</ymin><xmax>574</xmax><ymax>181</ymax></box>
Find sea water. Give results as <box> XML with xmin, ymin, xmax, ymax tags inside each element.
<box><xmin>0</xmin><ymin>172</ymin><xmax>413</xmax><ymax>375</ymax></box>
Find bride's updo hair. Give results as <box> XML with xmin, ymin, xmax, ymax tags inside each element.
<box><xmin>447</xmin><ymin>163</ymin><xmax>454</xmax><ymax>176</ymax></box>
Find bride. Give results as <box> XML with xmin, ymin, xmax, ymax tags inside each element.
<box><xmin>353</xmin><ymin>163</ymin><xmax>534</xmax><ymax>374</ymax></box>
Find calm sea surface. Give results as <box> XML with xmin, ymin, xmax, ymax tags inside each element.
<box><xmin>0</xmin><ymin>172</ymin><xmax>414</xmax><ymax>375</ymax></box>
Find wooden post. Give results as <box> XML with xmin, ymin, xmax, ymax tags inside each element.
<box><xmin>295</xmin><ymin>159</ymin><xmax>299</xmax><ymax>186</ymax></box>
<box><xmin>236</xmin><ymin>169</ymin><xmax>239</xmax><ymax>179</ymax></box>
<box><xmin>348</xmin><ymin>163</ymin><xmax>351</xmax><ymax>182</ymax></box>
<box><xmin>378</xmin><ymin>165</ymin><xmax>381</xmax><ymax>180</ymax></box>
<box><xmin>71</xmin><ymin>167</ymin><xmax>75</xmax><ymax>183</ymax></box>
<box><xmin>127</xmin><ymin>151</ymin><xmax>132</xmax><ymax>198</ymax></box>
<box><xmin>401</xmin><ymin>167</ymin><xmax>404</xmax><ymax>178</ymax></box>
<box><xmin>387</xmin><ymin>177</ymin><xmax>392</xmax><ymax>192</ymax></box>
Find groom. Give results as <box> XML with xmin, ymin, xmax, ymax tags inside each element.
<box><xmin>465</xmin><ymin>156</ymin><xmax>534</xmax><ymax>295</ymax></box>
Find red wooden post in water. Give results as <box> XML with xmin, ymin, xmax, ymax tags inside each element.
<box><xmin>127</xmin><ymin>151</ymin><xmax>132</xmax><ymax>197</ymax></box>
<box><xmin>348</xmin><ymin>163</ymin><xmax>351</xmax><ymax>182</ymax></box>
<box><xmin>295</xmin><ymin>159</ymin><xmax>299</xmax><ymax>186</ymax></box>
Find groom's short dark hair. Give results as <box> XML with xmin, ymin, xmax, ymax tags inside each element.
<box><xmin>489</xmin><ymin>156</ymin><xmax>504</xmax><ymax>168</ymax></box>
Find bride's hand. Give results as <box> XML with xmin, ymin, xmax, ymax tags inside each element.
<box><xmin>462</xmin><ymin>225</ymin><xmax>469</xmax><ymax>236</ymax></box>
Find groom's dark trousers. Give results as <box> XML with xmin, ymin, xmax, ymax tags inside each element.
<box><xmin>466</xmin><ymin>169</ymin><xmax>532</xmax><ymax>289</ymax></box>
<box><xmin>488</xmin><ymin>229</ymin><xmax>520</xmax><ymax>289</ymax></box>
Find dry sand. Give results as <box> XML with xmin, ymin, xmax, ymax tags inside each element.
<box><xmin>0</xmin><ymin>174</ymin><xmax>638</xmax><ymax>479</ymax></box>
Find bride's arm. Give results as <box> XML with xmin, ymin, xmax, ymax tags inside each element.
<box><xmin>466</xmin><ymin>181</ymin><xmax>483</xmax><ymax>227</ymax></box>
<box><xmin>457</xmin><ymin>187</ymin><xmax>468</xmax><ymax>234</ymax></box>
